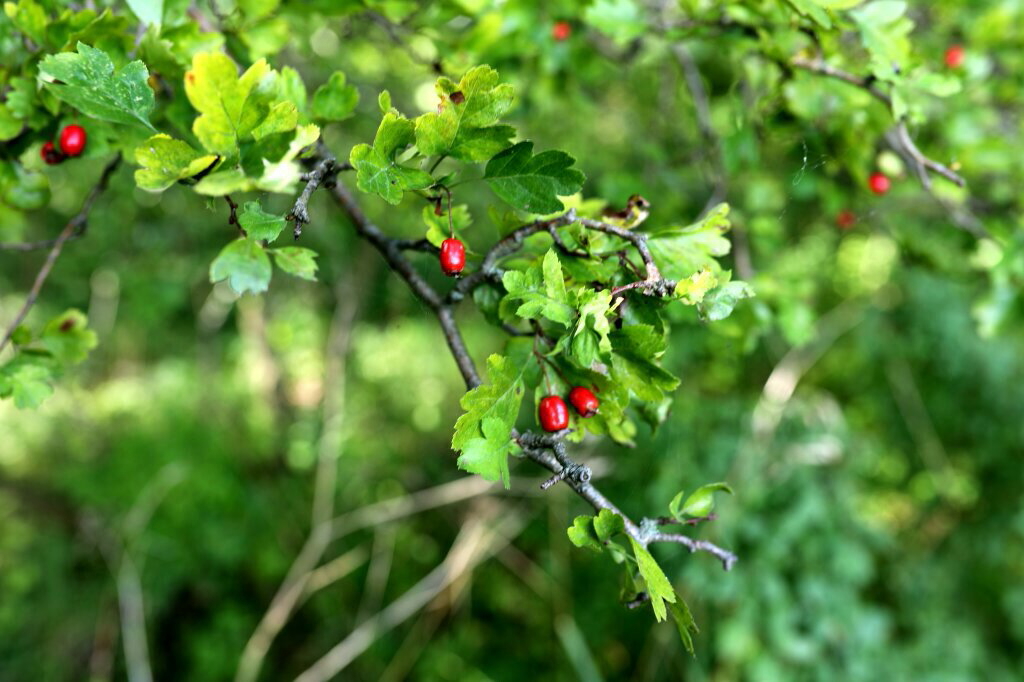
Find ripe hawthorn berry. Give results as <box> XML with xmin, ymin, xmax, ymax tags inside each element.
<box><xmin>836</xmin><ymin>210</ymin><xmax>856</xmax><ymax>229</ymax></box>
<box><xmin>868</xmin><ymin>172</ymin><xmax>891</xmax><ymax>195</ymax></box>
<box><xmin>40</xmin><ymin>141</ymin><xmax>65</xmax><ymax>165</ymax></box>
<box><xmin>945</xmin><ymin>45</ymin><xmax>965</xmax><ymax>69</ymax></box>
<box><xmin>552</xmin><ymin>20</ymin><xmax>571</xmax><ymax>42</ymax></box>
<box><xmin>568</xmin><ymin>386</ymin><xmax>599</xmax><ymax>417</ymax></box>
<box><xmin>439</xmin><ymin>238</ymin><xmax>465</xmax><ymax>276</ymax></box>
<box><xmin>538</xmin><ymin>395</ymin><xmax>569</xmax><ymax>432</ymax></box>
<box><xmin>59</xmin><ymin>124</ymin><xmax>87</xmax><ymax>157</ymax></box>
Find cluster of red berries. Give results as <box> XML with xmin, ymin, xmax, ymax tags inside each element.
<box><xmin>552</xmin><ymin>20</ymin><xmax>572</xmax><ymax>42</ymax></box>
<box><xmin>39</xmin><ymin>124</ymin><xmax>87</xmax><ymax>165</ymax></box>
<box><xmin>538</xmin><ymin>387</ymin><xmax>599</xmax><ymax>432</ymax></box>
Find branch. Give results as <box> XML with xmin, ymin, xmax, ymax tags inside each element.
<box><xmin>0</xmin><ymin>154</ymin><xmax>121</xmax><ymax>355</ymax></box>
<box><xmin>324</xmin><ymin>159</ymin><xmax>736</xmax><ymax>569</ymax></box>
<box><xmin>646</xmin><ymin>530</ymin><xmax>738</xmax><ymax>571</ymax></box>
<box><xmin>287</xmin><ymin>143</ymin><xmax>353</xmax><ymax>239</ymax></box>
<box><xmin>788</xmin><ymin>56</ymin><xmax>969</xmax><ymax>193</ymax></box>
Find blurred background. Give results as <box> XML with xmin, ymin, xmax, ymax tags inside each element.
<box><xmin>2</xmin><ymin>1</ymin><xmax>1023</xmax><ymax>680</ymax></box>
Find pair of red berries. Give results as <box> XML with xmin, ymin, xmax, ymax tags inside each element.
<box><xmin>440</xmin><ymin>238</ymin><xmax>465</xmax><ymax>276</ymax></box>
<box><xmin>40</xmin><ymin>124</ymin><xmax>87</xmax><ymax>165</ymax></box>
<box><xmin>538</xmin><ymin>387</ymin><xmax>600</xmax><ymax>432</ymax></box>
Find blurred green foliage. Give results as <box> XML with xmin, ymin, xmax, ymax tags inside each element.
<box><xmin>2</xmin><ymin>0</ymin><xmax>1023</xmax><ymax>680</ymax></box>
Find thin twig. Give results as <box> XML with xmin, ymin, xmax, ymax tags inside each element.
<box><xmin>647</xmin><ymin>531</ymin><xmax>738</xmax><ymax>571</ymax></box>
<box><xmin>294</xmin><ymin>506</ymin><xmax>527</xmax><ymax>682</ymax></box>
<box><xmin>0</xmin><ymin>154</ymin><xmax>121</xmax><ymax>354</ymax></box>
<box><xmin>287</xmin><ymin>143</ymin><xmax>353</xmax><ymax>238</ymax></box>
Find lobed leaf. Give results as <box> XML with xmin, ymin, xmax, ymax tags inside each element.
<box><xmin>415</xmin><ymin>65</ymin><xmax>516</xmax><ymax>161</ymax></box>
<box><xmin>39</xmin><ymin>42</ymin><xmax>156</xmax><ymax>130</ymax></box>
<box><xmin>134</xmin><ymin>134</ymin><xmax>219</xmax><ymax>192</ymax></box>
<box><xmin>271</xmin><ymin>247</ymin><xmax>318</xmax><ymax>281</ymax></box>
<box><xmin>209</xmin><ymin>238</ymin><xmax>272</xmax><ymax>294</ymax></box>
<box><xmin>484</xmin><ymin>141</ymin><xmax>586</xmax><ymax>214</ymax></box>
<box><xmin>628</xmin><ymin>538</ymin><xmax>677</xmax><ymax>622</ymax></box>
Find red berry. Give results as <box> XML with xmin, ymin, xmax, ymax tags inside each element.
<box><xmin>439</xmin><ymin>238</ymin><xmax>465</xmax><ymax>276</ymax></box>
<box><xmin>538</xmin><ymin>395</ymin><xmax>569</xmax><ymax>432</ymax></box>
<box><xmin>868</xmin><ymin>172</ymin><xmax>891</xmax><ymax>195</ymax></box>
<box><xmin>40</xmin><ymin>141</ymin><xmax>65</xmax><ymax>165</ymax></box>
<box><xmin>568</xmin><ymin>386</ymin><xmax>599</xmax><ymax>417</ymax></box>
<box><xmin>836</xmin><ymin>210</ymin><xmax>856</xmax><ymax>229</ymax></box>
<box><xmin>552</xmin><ymin>20</ymin><xmax>571</xmax><ymax>42</ymax></box>
<box><xmin>944</xmin><ymin>45</ymin><xmax>965</xmax><ymax>69</ymax></box>
<box><xmin>59</xmin><ymin>124</ymin><xmax>87</xmax><ymax>157</ymax></box>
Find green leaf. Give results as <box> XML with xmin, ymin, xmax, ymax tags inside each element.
<box><xmin>125</xmin><ymin>0</ymin><xmax>163</xmax><ymax>25</ymax></box>
<box><xmin>252</xmin><ymin>101</ymin><xmax>299</xmax><ymax>140</ymax></box>
<box><xmin>668</xmin><ymin>598</ymin><xmax>699</xmax><ymax>657</ymax></box>
<box><xmin>567</xmin><ymin>516</ymin><xmax>603</xmax><ymax>552</ymax></box>
<box><xmin>311</xmin><ymin>71</ymin><xmax>359</xmax><ymax>121</ymax></box>
<box><xmin>38</xmin><ymin>43</ymin><xmax>156</xmax><ymax>130</ymax></box>
<box><xmin>457</xmin><ymin>417</ymin><xmax>516</xmax><ymax>488</ymax></box>
<box><xmin>451</xmin><ymin>354</ymin><xmax>527</xmax><ymax>479</ymax></box>
<box><xmin>783</xmin><ymin>0</ymin><xmax>833</xmax><ymax>28</ymax></box>
<box><xmin>209</xmin><ymin>238</ymin><xmax>272</xmax><ymax>295</ymax></box>
<box><xmin>185</xmin><ymin>52</ymin><xmax>274</xmax><ymax>154</ymax></box>
<box><xmin>698</xmin><ymin>279</ymin><xmax>755</xmax><ymax>322</ymax></box>
<box><xmin>593</xmin><ymin>509</ymin><xmax>625</xmax><ymax>543</ymax></box>
<box><xmin>628</xmin><ymin>538</ymin><xmax>677</xmax><ymax>622</ymax></box>
<box><xmin>648</xmin><ymin>203</ymin><xmax>731</xmax><ymax>281</ymax></box>
<box><xmin>4</xmin><ymin>0</ymin><xmax>48</xmax><ymax>47</ymax></box>
<box><xmin>271</xmin><ymin>247</ymin><xmax>318</xmax><ymax>281</ymax></box>
<box><xmin>134</xmin><ymin>134</ymin><xmax>220</xmax><ymax>192</ymax></box>
<box><xmin>415</xmin><ymin>65</ymin><xmax>516</xmax><ymax>161</ymax></box>
<box><xmin>484</xmin><ymin>141</ymin><xmax>586</xmax><ymax>214</ymax></box>
<box><xmin>0</xmin><ymin>360</ymin><xmax>55</xmax><ymax>409</ymax></box>
<box><xmin>350</xmin><ymin>112</ymin><xmax>434</xmax><ymax>204</ymax></box>
<box><xmin>674</xmin><ymin>269</ymin><xmax>718</xmax><ymax>305</ymax></box>
<box><xmin>238</xmin><ymin>201</ymin><xmax>286</xmax><ymax>241</ymax></box>
<box><xmin>569</xmin><ymin>288</ymin><xmax>613</xmax><ymax>369</ymax></box>
<box><xmin>193</xmin><ymin>168</ymin><xmax>250</xmax><ymax>196</ymax></box>
<box><xmin>679</xmin><ymin>482</ymin><xmax>733</xmax><ymax>518</ymax></box>
<box><xmin>0</xmin><ymin>105</ymin><xmax>22</xmax><ymax>141</ymax></box>
<box><xmin>851</xmin><ymin>1</ymin><xmax>913</xmax><ymax>83</ymax></box>
<box><xmin>668</xmin><ymin>491</ymin><xmax>686</xmax><ymax>519</ymax></box>
<box><xmin>501</xmin><ymin>249</ymin><xmax>575</xmax><ymax>326</ymax></box>
<box><xmin>609</xmin><ymin>325</ymin><xmax>679</xmax><ymax>403</ymax></box>
<box><xmin>40</xmin><ymin>310</ymin><xmax>97</xmax><ymax>364</ymax></box>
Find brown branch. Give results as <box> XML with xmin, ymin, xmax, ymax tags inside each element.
<box><xmin>0</xmin><ymin>154</ymin><xmax>122</xmax><ymax>354</ymax></box>
<box><xmin>789</xmin><ymin>56</ymin><xmax>970</xmax><ymax>194</ymax></box>
<box><xmin>324</xmin><ymin>157</ymin><xmax>736</xmax><ymax>569</ymax></box>
<box><xmin>288</xmin><ymin>143</ymin><xmax>353</xmax><ymax>239</ymax></box>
